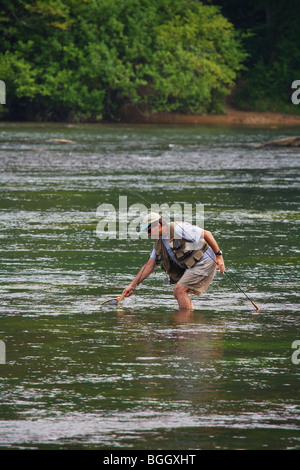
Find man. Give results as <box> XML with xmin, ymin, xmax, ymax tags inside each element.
<box><xmin>122</xmin><ymin>212</ymin><xmax>225</xmax><ymax>310</ymax></box>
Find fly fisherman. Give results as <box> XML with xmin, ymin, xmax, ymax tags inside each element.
<box><xmin>122</xmin><ymin>212</ymin><xmax>225</xmax><ymax>310</ymax></box>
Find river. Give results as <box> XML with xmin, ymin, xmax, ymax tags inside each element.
<box><xmin>0</xmin><ymin>122</ymin><xmax>299</xmax><ymax>449</ymax></box>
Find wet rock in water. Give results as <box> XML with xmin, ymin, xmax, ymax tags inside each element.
<box><xmin>255</xmin><ymin>136</ymin><xmax>300</xmax><ymax>148</ymax></box>
<box><xmin>47</xmin><ymin>138</ymin><xmax>76</xmax><ymax>144</ymax></box>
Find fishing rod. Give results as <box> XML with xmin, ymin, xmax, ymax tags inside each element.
<box><xmin>203</xmin><ymin>248</ymin><xmax>259</xmax><ymax>311</ymax></box>
<box><xmin>224</xmin><ymin>270</ymin><xmax>260</xmax><ymax>311</ymax></box>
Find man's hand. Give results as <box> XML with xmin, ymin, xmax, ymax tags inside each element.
<box><xmin>203</xmin><ymin>230</ymin><xmax>225</xmax><ymax>275</ymax></box>
<box><xmin>122</xmin><ymin>283</ymin><xmax>136</xmax><ymax>298</ymax></box>
<box><xmin>122</xmin><ymin>259</ymin><xmax>156</xmax><ymax>298</ymax></box>
<box><xmin>216</xmin><ymin>255</ymin><xmax>225</xmax><ymax>275</ymax></box>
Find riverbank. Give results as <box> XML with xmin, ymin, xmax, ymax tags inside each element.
<box><xmin>120</xmin><ymin>104</ymin><xmax>300</xmax><ymax>127</ymax></box>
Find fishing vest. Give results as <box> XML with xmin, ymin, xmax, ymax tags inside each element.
<box><xmin>154</xmin><ymin>222</ymin><xmax>209</xmax><ymax>283</ymax></box>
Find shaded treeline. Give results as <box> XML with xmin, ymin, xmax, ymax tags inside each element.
<box><xmin>0</xmin><ymin>0</ymin><xmax>299</xmax><ymax>121</ymax></box>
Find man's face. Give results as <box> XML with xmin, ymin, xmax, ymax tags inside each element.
<box><xmin>147</xmin><ymin>222</ymin><xmax>161</xmax><ymax>239</ymax></box>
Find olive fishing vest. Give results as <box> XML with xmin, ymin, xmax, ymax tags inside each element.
<box><xmin>154</xmin><ymin>222</ymin><xmax>209</xmax><ymax>283</ymax></box>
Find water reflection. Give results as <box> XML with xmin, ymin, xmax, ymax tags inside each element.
<box><xmin>114</xmin><ymin>307</ymin><xmax>225</xmax><ymax>400</ymax></box>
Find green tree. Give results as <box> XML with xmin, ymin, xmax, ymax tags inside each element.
<box><xmin>144</xmin><ymin>3</ymin><xmax>246</xmax><ymax>113</ymax></box>
<box><xmin>213</xmin><ymin>0</ymin><xmax>300</xmax><ymax>113</ymax></box>
<box><xmin>0</xmin><ymin>0</ymin><xmax>247</xmax><ymax>121</ymax></box>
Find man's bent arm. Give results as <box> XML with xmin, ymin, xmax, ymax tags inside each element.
<box><xmin>204</xmin><ymin>230</ymin><xmax>225</xmax><ymax>274</ymax></box>
<box><xmin>122</xmin><ymin>258</ymin><xmax>156</xmax><ymax>297</ymax></box>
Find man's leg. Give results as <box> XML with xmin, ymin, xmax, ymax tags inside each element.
<box><xmin>174</xmin><ymin>284</ymin><xmax>194</xmax><ymax>310</ymax></box>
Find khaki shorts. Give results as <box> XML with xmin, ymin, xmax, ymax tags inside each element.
<box><xmin>177</xmin><ymin>257</ymin><xmax>216</xmax><ymax>296</ymax></box>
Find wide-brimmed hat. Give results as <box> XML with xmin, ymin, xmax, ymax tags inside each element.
<box><xmin>140</xmin><ymin>212</ymin><xmax>161</xmax><ymax>231</ymax></box>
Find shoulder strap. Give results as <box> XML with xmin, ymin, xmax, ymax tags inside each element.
<box><xmin>168</xmin><ymin>222</ymin><xmax>175</xmax><ymax>242</ymax></box>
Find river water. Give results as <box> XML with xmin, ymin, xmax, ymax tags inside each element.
<box><xmin>0</xmin><ymin>122</ymin><xmax>299</xmax><ymax>450</ymax></box>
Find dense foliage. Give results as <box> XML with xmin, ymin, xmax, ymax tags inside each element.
<box><xmin>214</xmin><ymin>0</ymin><xmax>300</xmax><ymax>113</ymax></box>
<box><xmin>0</xmin><ymin>0</ymin><xmax>246</xmax><ymax>121</ymax></box>
<box><xmin>1</xmin><ymin>0</ymin><xmax>299</xmax><ymax>121</ymax></box>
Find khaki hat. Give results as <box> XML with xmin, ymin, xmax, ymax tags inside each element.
<box><xmin>140</xmin><ymin>212</ymin><xmax>161</xmax><ymax>231</ymax></box>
